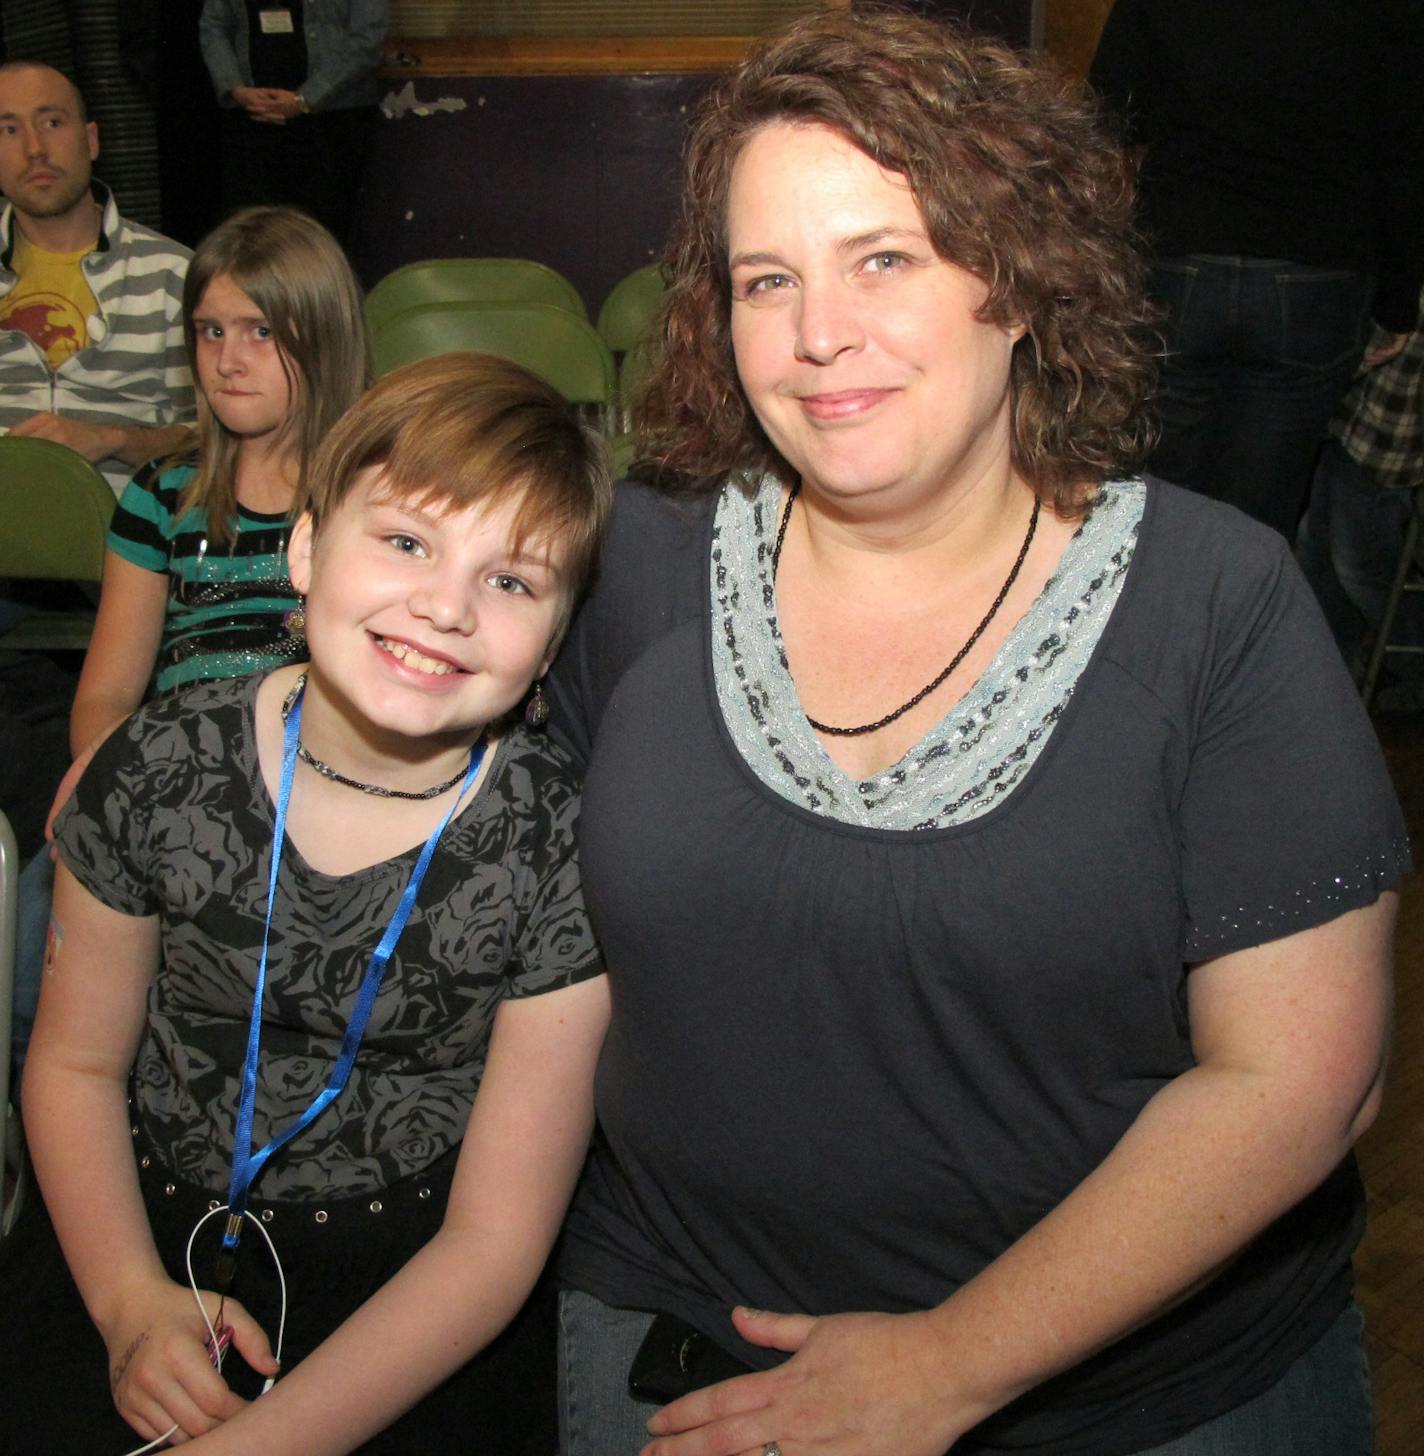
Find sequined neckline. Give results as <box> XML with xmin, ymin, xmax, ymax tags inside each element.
<box><xmin>710</xmin><ymin>476</ymin><xmax>1145</xmax><ymax>830</ymax></box>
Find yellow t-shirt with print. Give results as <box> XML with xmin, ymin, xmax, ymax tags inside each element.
<box><xmin>0</xmin><ymin>232</ymin><xmax>96</xmax><ymax>368</ymax></box>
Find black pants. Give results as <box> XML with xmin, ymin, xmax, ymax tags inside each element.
<box><xmin>219</xmin><ymin>106</ymin><xmax>377</xmax><ymax>247</ymax></box>
<box><xmin>0</xmin><ymin>1145</ymin><xmax>557</xmax><ymax>1453</ymax></box>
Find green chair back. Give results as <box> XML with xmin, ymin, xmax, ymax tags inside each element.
<box><xmin>596</xmin><ymin>264</ymin><xmax>665</xmax><ymax>357</ymax></box>
<box><xmin>0</xmin><ymin>436</ymin><xmax>115</xmax><ymax>581</ymax></box>
<box><xmin>0</xmin><ymin>436</ymin><xmax>116</xmax><ymax>651</ymax></box>
<box><xmin>370</xmin><ymin>302</ymin><xmax>617</xmax><ymax>408</ymax></box>
<box><xmin>365</xmin><ymin>258</ymin><xmax>588</xmax><ymax>339</ymax></box>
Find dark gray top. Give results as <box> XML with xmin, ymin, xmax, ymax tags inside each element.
<box><xmin>548</xmin><ymin>477</ymin><xmax>1408</xmax><ymax>1454</ymax></box>
<box><xmin>56</xmin><ymin>674</ymin><xmax>601</xmax><ymax>1201</ymax></box>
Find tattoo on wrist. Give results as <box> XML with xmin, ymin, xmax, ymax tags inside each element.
<box><xmin>111</xmin><ymin>1331</ymin><xmax>148</xmax><ymax>1391</ymax></box>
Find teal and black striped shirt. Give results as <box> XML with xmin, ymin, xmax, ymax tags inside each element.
<box><xmin>108</xmin><ymin>461</ymin><xmax>305</xmax><ymax>695</ymax></box>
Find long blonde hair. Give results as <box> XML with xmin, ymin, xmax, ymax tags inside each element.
<box><xmin>178</xmin><ymin>207</ymin><xmax>370</xmax><ymax>547</ymax></box>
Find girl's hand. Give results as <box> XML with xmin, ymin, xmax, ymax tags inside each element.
<box><xmin>642</xmin><ymin>1306</ymin><xmax>965</xmax><ymax>1456</ymax></box>
<box><xmin>103</xmin><ymin>1281</ymin><xmax>277</xmax><ymax>1444</ymax></box>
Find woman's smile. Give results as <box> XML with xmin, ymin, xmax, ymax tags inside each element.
<box><xmin>794</xmin><ymin>385</ymin><xmax>903</xmax><ymax>422</ymax></box>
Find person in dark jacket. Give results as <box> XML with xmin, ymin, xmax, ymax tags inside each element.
<box><xmin>199</xmin><ymin>0</ymin><xmax>387</xmax><ymax>246</ymax></box>
<box><xmin>1090</xmin><ymin>0</ymin><xmax>1424</xmax><ymax>537</ymax></box>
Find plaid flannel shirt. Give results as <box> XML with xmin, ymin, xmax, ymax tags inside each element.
<box><xmin>1332</xmin><ymin>300</ymin><xmax>1424</xmax><ymax>489</ymax></box>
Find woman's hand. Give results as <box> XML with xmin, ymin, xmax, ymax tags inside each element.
<box><xmin>103</xmin><ymin>1280</ymin><xmax>277</xmax><ymax>1444</ymax></box>
<box><xmin>643</xmin><ymin>1306</ymin><xmax>964</xmax><ymax>1456</ymax></box>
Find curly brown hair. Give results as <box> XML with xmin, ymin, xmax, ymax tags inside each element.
<box><xmin>637</xmin><ymin>7</ymin><xmax>1156</xmax><ymax>513</ymax></box>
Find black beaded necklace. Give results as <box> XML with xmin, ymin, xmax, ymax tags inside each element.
<box><xmin>280</xmin><ymin>673</ymin><xmax>473</xmax><ymax>801</ymax></box>
<box><xmin>769</xmin><ymin>481</ymin><xmax>1041</xmax><ymax>738</ymax></box>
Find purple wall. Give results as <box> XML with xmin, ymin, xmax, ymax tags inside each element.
<box><xmin>351</xmin><ymin>1</ymin><xmax>1037</xmax><ymax>314</ymax></box>
<box><xmin>351</xmin><ymin>72</ymin><xmax>703</xmax><ymax>312</ymax></box>
<box><xmin>896</xmin><ymin>0</ymin><xmax>1034</xmax><ymax>48</ymax></box>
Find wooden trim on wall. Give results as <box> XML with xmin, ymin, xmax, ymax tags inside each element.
<box><xmin>382</xmin><ymin>35</ymin><xmax>755</xmax><ymax>77</ymax></box>
<box><xmin>1041</xmin><ymin>0</ymin><xmax>1114</xmax><ymax>78</ymax></box>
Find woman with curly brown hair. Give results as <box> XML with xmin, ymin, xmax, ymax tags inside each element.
<box><xmin>546</xmin><ymin>11</ymin><xmax>1405</xmax><ymax>1455</ymax></box>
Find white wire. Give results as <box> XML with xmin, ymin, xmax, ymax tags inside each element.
<box><xmin>116</xmin><ymin>1204</ymin><xmax>288</xmax><ymax>1456</ymax></box>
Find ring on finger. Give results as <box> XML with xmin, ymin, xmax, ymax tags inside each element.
<box><xmin>763</xmin><ymin>1445</ymin><xmax>783</xmax><ymax>1456</ymax></box>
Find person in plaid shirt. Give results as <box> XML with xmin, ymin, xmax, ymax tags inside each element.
<box><xmin>1299</xmin><ymin>305</ymin><xmax>1424</xmax><ymax>670</ymax></box>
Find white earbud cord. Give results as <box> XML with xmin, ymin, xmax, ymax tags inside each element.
<box><xmin>117</xmin><ymin>1205</ymin><xmax>287</xmax><ymax>1455</ymax></box>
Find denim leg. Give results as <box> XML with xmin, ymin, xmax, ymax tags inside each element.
<box><xmin>558</xmin><ymin>1290</ymin><xmax>660</xmax><ymax>1456</ymax></box>
<box><xmin>10</xmin><ymin>848</ymin><xmax>55</xmax><ymax>1082</ymax></box>
<box><xmin>560</xmin><ymin>1292</ymin><xmax>1369</xmax><ymax>1456</ymax></box>
<box><xmin>1299</xmin><ymin>442</ymin><xmax>1418</xmax><ymax>667</ymax></box>
<box><xmin>1297</xmin><ymin>445</ymin><xmax>1362</xmax><ymax>666</ymax></box>
<box><xmin>1148</xmin><ymin>257</ymin><xmax>1370</xmax><ymax>537</ymax></box>
<box><xmin>1211</xmin><ymin>265</ymin><xmax>1371</xmax><ymax>537</ymax></box>
<box><xmin>1130</xmin><ymin>1302</ymin><xmax>1372</xmax><ymax>1456</ymax></box>
<box><xmin>1146</xmin><ymin>258</ymin><xmax>1233</xmax><ymax>494</ymax></box>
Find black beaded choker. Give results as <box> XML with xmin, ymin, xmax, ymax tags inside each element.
<box><xmin>279</xmin><ymin>673</ymin><xmax>472</xmax><ymax>801</ymax></box>
<box><xmin>770</xmin><ymin>481</ymin><xmax>1041</xmax><ymax>738</ymax></box>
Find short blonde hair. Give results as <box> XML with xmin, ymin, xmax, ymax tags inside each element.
<box><xmin>304</xmin><ymin>352</ymin><xmax>613</xmax><ymax>597</ymax></box>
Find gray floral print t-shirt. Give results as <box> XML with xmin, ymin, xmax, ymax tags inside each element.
<box><xmin>55</xmin><ymin>674</ymin><xmax>601</xmax><ymax>1201</ymax></box>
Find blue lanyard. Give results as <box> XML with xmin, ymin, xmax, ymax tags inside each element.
<box><xmin>223</xmin><ymin>684</ymin><xmax>485</xmax><ymax>1248</ymax></box>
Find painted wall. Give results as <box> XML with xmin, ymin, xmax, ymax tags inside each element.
<box><xmin>351</xmin><ymin>72</ymin><xmax>704</xmax><ymax>312</ymax></box>
<box><xmin>351</xmin><ymin>1</ymin><xmax>1038</xmax><ymax>313</ymax></box>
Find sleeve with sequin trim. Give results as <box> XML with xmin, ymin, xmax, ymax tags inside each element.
<box><xmin>1175</xmin><ymin>526</ymin><xmax>1409</xmax><ymax>961</ymax></box>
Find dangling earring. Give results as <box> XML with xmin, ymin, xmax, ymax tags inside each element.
<box><xmin>524</xmin><ymin>680</ymin><xmax>550</xmax><ymax>728</ymax></box>
<box><xmin>284</xmin><ymin>597</ymin><xmax>307</xmax><ymax>635</ymax></box>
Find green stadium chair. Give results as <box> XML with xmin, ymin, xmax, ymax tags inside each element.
<box><xmin>365</xmin><ymin>257</ymin><xmax>588</xmax><ymax>339</ymax></box>
<box><xmin>595</xmin><ymin>263</ymin><xmax>665</xmax><ymax>357</ymax></box>
<box><xmin>370</xmin><ymin>302</ymin><xmax>616</xmax><ymax>414</ymax></box>
<box><xmin>0</xmin><ymin>436</ymin><xmax>116</xmax><ymax>652</ymax></box>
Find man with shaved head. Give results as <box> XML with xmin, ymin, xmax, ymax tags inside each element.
<box><xmin>0</xmin><ymin>62</ymin><xmax>193</xmax><ymax>495</ymax></box>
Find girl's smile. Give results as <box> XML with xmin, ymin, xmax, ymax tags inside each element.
<box><xmin>372</xmin><ymin>634</ymin><xmax>464</xmax><ymax>677</ymax></box>
<box><xmin>287</xmin><ymin>466</ymin><xmax>571</xmax><ymax>778</ymax></box>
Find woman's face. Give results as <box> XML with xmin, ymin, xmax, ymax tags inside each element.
<box><xmin>727</xmin><ymin>121</ymin><xmax>1024</xmax><ymax>513</ymax></box>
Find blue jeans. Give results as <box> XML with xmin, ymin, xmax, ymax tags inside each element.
<box><xmin>558</xmin><ymin>1292</ymin><xmax>657</xmax><ymax>1456</ymax></box>
<box><xmin>1297</xmin><ymin>441</ymin><xmax>1420</xmax><ymax>670</ymax></box>
<box><xmin>1148</xmin><ymin>256</ymin><xmax>1371</xmax><ymax>538</ymax></box>
<box><xmin>9</xmin><ymin>848</ymin><xmax>54</xmax><ymax>1082</ymax></box>
<box><xmin>557</xmin><ymin>1291</ymin><xmax>1373</xmax><ymax>1455</ymax></box>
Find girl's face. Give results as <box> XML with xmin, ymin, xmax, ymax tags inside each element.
<box><xmin>192</xmin><ymin>272</ymin><xmax>299</xmax><ymax>446</ymax></box>
<box><xmin>288</xmin><ymin>467</ymin><xmax>572</xmax><ymax>751</ymax></box>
